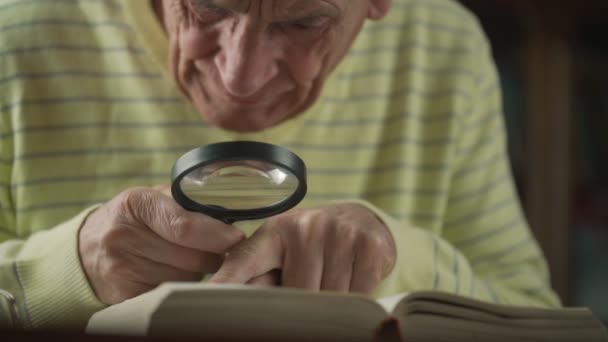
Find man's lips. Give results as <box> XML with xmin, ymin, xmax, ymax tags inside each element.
<box><xmin>222</xmin><ymin>90</ymin><xmax>267</xmax><ymax>106</ymax></box>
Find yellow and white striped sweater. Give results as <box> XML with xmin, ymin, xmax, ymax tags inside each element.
<box><xmin>0</xmin><ymin>0</ymin><xmax>560</xmax><ymax>330</ymax></box>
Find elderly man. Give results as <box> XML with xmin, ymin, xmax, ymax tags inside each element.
<box><xmin>0</xmin><ymin>0</ymin><xmax>559</xmax><ymax>331</ymax></box>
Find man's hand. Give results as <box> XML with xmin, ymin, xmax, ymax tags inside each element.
<box><xmin>79</xmin><ymin>187</ymin><xmax>245</xmax><ymax>305</ymax></box>
<box><xmin>209</xmin><ymin>203</ymin><xmax>397</xmax><ymax>294</ymax></box>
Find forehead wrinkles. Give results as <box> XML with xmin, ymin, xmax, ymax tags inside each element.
<box><xmin>210</xmin><ymin>0</ymin><xmax>249</xmax><ymax>11</ymax></box>
<box><xmin>190</xmin><ymin>0</ymin><xmax>340</xmax><ymax>19</ymax></box>
<box><xmin>264</xmin><ymin>0</ymin><xmax>337</xmax><ymax>20</ymax></box>
<box><xmin>267</xmin><ymin>0</ymin><xmax>299</xmax><ymax>18</ymax></box>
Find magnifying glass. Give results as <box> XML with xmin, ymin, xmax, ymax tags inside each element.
<box><xmin>171</xmin><ymin>141</ymin><xmax>307</xmax><ymax>224</ymax></box>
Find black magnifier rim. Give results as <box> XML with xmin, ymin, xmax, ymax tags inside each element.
<box><xmin>171</xmin><ymin>141</ymin><xmax>307</xmax><ymax>223</ymax></box>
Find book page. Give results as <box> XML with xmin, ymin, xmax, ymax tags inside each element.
<box><xmin>376</xmin><ymin>292</ymin><xmax>409</xmax><ymax>313</ymax></box>
<box><xmin>86</xmin><ymin>285</ymin><xmax>167</xmax><ymax>335</ymax></box>
<box><xmin>86</xmin><ymin>283</ymin><xmax>252</xmax><ymax>335</ymax></box>
<box><xmin>87</xmin><ymin>282</ymin><xmax>391</xmax><ymax>342</ymax></box>
<box><xmin>395</xmin><ymin>291</ymin><xmax>598</xmax><ymax>321</ymax></box>
<box><xmin>390</xmin><ymin>291</ymin><xmax>608</xmax><ymax>342</ymax></box>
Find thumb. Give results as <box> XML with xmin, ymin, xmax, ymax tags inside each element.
<box><xmin>152</xmin><ymin>184</ymin><xmax>172</xmax><ymax>197</ymax></box>
<box><xmin>209</xmin><ymin>229</ymin><xmax>283</xmax><ymax>284</ymax></box>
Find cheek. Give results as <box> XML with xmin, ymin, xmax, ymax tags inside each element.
<box><xmin>284</xmin><ymin>36</ymin><xmax>334</xmax><ymax>86</ymax></box>
<box><xmin>178</xmin><ymin>26</ymin><xmax>219</xmax><ymax>60</ymax></box>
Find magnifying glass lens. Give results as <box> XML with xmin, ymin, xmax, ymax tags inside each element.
<box><xmin>172</xmin><ymin>141</ymin><xmax>307</xmax><ymax>222</ymax></box>
<box><xmin>179</xmin><ymin>160</ymin><xmax>299</xmax><ymax>210</ymax></box>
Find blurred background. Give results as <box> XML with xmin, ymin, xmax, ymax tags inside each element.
<box><xmin>458</xmin><ymin>0</ymin><xmax>608</xmax><ymax>322</ymax></box>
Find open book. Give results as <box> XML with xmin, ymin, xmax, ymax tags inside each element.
<box><xmin>86</xmin><ymin>282</ymin><xmax>607</xmax><ymax>342</ymax></box>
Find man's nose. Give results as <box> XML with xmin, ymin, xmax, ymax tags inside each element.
<box><xmin>215</xmin><ymin>19</ymin><xmax>279</xmax><ymax>98</ymax></box>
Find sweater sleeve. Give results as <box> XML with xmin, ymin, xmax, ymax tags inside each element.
<box><xmin>365</xmin><ymin>25</ymin><xmax>560</xmax><ymax>308</ymax></box>
<box><xmin>364</xmin><ymin>198</ymin><xmax>560</xmax><ymax>308</ymax></box>
<box><xmin>0</xmin><ymin>207</ymin><xmax>106</xmax><ymax>330</ymax></box>
<box><xmin>0</xmin><ymin>3</ymin><xmax>106</xmax><ymax>330</ymax></box>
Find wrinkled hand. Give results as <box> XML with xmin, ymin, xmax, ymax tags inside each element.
<box><xmin>210</xmin><ymin>203</ymin><xmax>397</xmax><ymax>294</ymax></box>
<box><xmin>79</xmin><ymin>187</ymin><xmax>245</xmax><ymax>304</ymax></box>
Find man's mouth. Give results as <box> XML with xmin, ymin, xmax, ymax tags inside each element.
<box><xmin>222</xmin><ymin>90</ymin><xmax>267</xmax><ymax>106</ymax></box>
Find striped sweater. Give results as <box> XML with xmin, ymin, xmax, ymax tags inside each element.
<box><xmin>0</xmin><ymin>0</ymin><xmax>560</xmax><ymax>330</ymax></box>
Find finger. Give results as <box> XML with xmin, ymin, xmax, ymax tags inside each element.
<box><xmin>120</xmin><ymin>188</ymin><xmax>245</xmax><ymax>253</ymax></box>
<box><xmin>349</xmin><ymin>240</ymin><xmax>386</xmax><ymax>294</ymax></box>
<box><xmin>209</xmin><ymin>228</ymin><xmax>283</xmax><ymax>284</ymax></box>
<box><xmin>349</xmin><ymin>258</ymin><xmax>382</xmax><ymax>294</ymax></box>
<box><xmin>152</xmin><ymin>184</ymin><xmax>172</xmax><ymax>197</ymax></box>
<box><xmin>281</xmin><ymin>236</ymin><xmax>324</xmax><ymax>291</ymax></box>
<box><xmin>123</xmin><ymin>252</ymin><xmax>203</xmax><ymax>286</ymax></box>
<box><xmin>121</xmin><ymin>226</ymin><xmax>223</xmax><ymax>273</ymax></box>
<box><xmin>320</xmin><ymin>229</ymin><xmax>354</xmax><ymax>292</ymax></box>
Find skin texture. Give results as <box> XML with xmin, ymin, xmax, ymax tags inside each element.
<box><xmin>156</xmin><ymin>0</ymin><xmax>389</xmax><ymax>131</ymax></box>
<box><xmin>79</xmin><ymin>187</ymin><xmax>245</xmax><ymax>304</ymax></box>
<box><xmin>79</xmin><ymin>0</ymin><xmax>394</xmax><ymax>305</ymax></box>
<box><xmin>210</xmin><ymin>203</ymin><xmax>397</xmax><ymax>293</ymax></box>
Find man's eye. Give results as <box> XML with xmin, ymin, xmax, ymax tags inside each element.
<box><xmin>289</xmin><ymin>16</ymin><xmax>331</xmax><ymax>30</ymax></box>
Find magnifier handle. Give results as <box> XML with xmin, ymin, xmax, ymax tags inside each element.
<box><xmin>204</xmin><ymin>205</ymin><xmax>235</xmax><ymax>225</ymax></box>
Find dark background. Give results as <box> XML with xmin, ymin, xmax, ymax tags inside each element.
<box><xmin>459</xmin><ymin>0</ymin><xmax>608</xmax><ymax>322</ymax></box>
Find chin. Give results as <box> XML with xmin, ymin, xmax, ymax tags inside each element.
<box><xmin>192</xmin><ymin>88</ymin><xmax>321</xmax><ymax>133</ymax></box>
<box><xmin>211</xmin><ymin>119</ymin><xmax>269</xmax><ymax>132</ymax></box>
<box><xmin>200</xmin><ymin>110</ymin><xmax>286</xmax><ymax>133</ymax></box>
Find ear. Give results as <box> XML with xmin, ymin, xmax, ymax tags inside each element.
<box><xmin>367</xmin><ymin>0</ymin><xmax>391</xmax><ymax>20</ymax></box>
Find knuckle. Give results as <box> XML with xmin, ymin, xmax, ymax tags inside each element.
<box><xmin>357</xmin><ymin>232</ymin><xmax>395</xmax><ymax>274</ymax></box>
<box><xmin>258</xmin><ymin>218</ymin><xmax>286</xmax><ymax>242</ymax></box>
<box><xmin>309</xmin><ymin>209</ymin><xmax>332</xmax><ymax>227</ymax></box>
<box><xmin>335</xmin><ymin>221</ymin><xmax>360</xmax><ymax>242</ymax></box>
<box><xmin>117</xmin><ymin>187</ymin><xmax>143</xmax><ymax>209</ymax></box>
<box><xmin>363</xmin><ymin>233</ymin><xmax>390</xmax><ymax>252</ymax></box>
<box><xmin>153</xmin><ymin>184</ymin><xmax>171</xmax><ymax>195</ymax></box>
<box><xmin>294</xmin><ymin>220</ymin><xmax>315</xmax><ymax>238</ymax></box>
<box><xmin>258</xmin><ymin>221</ymin><xmax>277</xmax><ymax>235</ymax></box>
<box><xmin>265</xmin><ymin>213</ymin><xmax>291</xmax><ymax>230</ymax></box>
<box><xmin>116</xmin><ymin>187</ymin><xmax>156</xmax><ymax>221</ymax></box>
<box><xmin>167</xmin><ymin>214</ymin><xmax>192</xmax><ymax>243</ymax></box>
<box><xmin>298</xmin><ymin>209</ymin><xmax>331</xmax><ymax>233</ymax></box>
<box><xmin>121</xmin><ymin>187</ymin><xmax>142</xmax><ymax>199</ymax></box>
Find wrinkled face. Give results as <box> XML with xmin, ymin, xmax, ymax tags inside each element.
<box><xmin>155</xmin><ymin>0</ymin><xmax>387</xmax><ymax>132</ymax></box>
